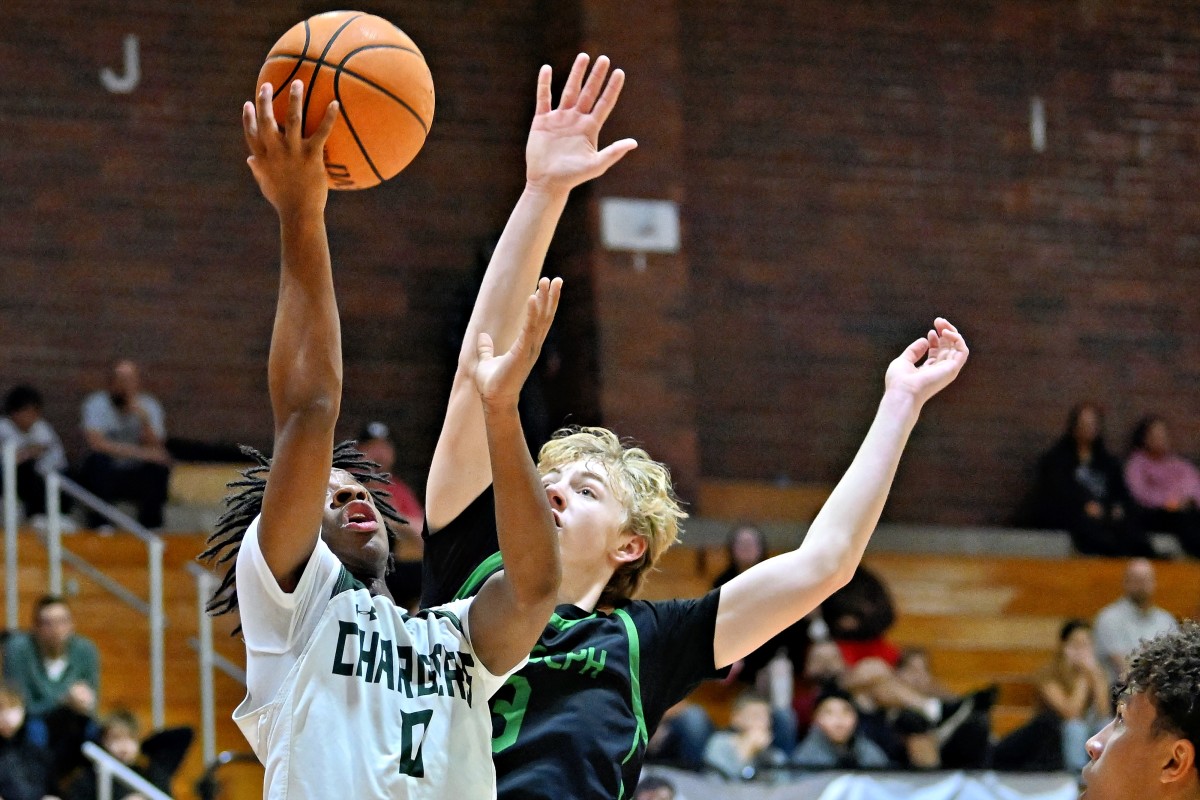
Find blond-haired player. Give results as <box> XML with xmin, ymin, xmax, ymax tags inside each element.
<box><xmin>422</xmin><ymin>54</ymin><xmax>970</xmax><ymax>799</ymax></box>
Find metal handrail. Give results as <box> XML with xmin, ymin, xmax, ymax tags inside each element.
<box><xmin>4</xmin><ymin>440</ymin><xmax>18</xmax><ymax>630</ymax></box>
<box><xmin>186</xmin><ymin>561</ymin><xmax>248</xmax><ymax>766</ymax></box>
<box><xmin>81</xmin><ymin>740</ymin><xmax>173</xmax><ymax>800</ymax></box>
<box><xmin>1</xmin><ymin>443</ymin><xmax>166</xmax><ymax>728</ymax></box>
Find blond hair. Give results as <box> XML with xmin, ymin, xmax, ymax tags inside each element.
<box><xmin>538</xmin><ymin>427</ymin><xmax>687</xmax><ymax>605</ymax></box>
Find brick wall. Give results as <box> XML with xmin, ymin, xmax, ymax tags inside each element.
<box><xmin>681</xmin><ymin>0</ymin><xmax>1200</xmax><ymax>524</ymax></box>
<box><xmin>2</xmin><ymin>1</ymin><xmax>1198</xmax><ymax>525</ymax></box>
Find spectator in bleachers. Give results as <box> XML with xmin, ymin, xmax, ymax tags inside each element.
<box><xmin>893</xmin><ymin>647</ymin><xmax>993</xmax><ymax>770</ymax></box>
<box><xmin>993</xmin><ymin>619</ymin><xmax>1110</xmax><ymax>773</ymax></box>
<box><xmin>0</xmin><ymin>683</ymin><xmax>57</xmax><ymax>800</ymax></box>
<box><xmin>1125</xmin><ymin>415</ymin><xmax>1200</xmax><ymax>557</ymax></box>
<box><xmin>793</xmin><ymin>685</ymin><xmax>891</xmax><ymax>770</ymax></box>
<box><xmin>822</xmin><ymin>564</ymin><xmax>900</xmax><ymax>667</ymax></box>
<box><xmin>60</xmin><ymin>709</ymin><xmax>192</xmax><ymax>800</ymax></box>
<box><xmin>711</xmin><ymin>523</ymin><xmax>805</xmax><ymax>753</ymax></box>
<box><xmin>0</xmin><ymin>385</ymin><xmax>69</xmax><ymax>527</ymax></box>
<box><xmin>357</xmin><ymin>421</ymin><xmax>425</xmax><ymax>612</ymax></box>
<box><xmin>1093</xmin><ymin>558</ymin><xmax>1178</xmax><ymax>684</ymax></box>
<box><xmin>633</xmin><ymin>775</ymin><xmax>676</xmax><ymax>800</ymax></box>
<box><xmin>78</xmin><ymin>359</ymin><xmax>171</xmax><ymax>531</ymax></box>
<box><xmin>2</xmin><ymin>596</ymin><xmax>99</xmax><ymax>719</ymax></box>
<box><xmin>1035</xmin><ymin>403</ymin><xmax>1156</xmax><ymax>557</ymax></box>
<box><xmin>703</xmin><ymin>690</ymin><xmax>788</xmax><ymax>780</ymax></box>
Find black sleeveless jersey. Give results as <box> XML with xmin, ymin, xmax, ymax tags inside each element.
<box><xmin>422</xmin><ymin>487</ymin><xmax>723</xmax><ymax>800</ymax></box>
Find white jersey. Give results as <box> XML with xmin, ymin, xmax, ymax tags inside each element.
<box><xmin>233</xmin><ymin>516</ymin><xmax>518</xmax><ymax>799</ymax></box>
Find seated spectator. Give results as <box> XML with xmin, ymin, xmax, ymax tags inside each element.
<box><xmin>60</xmin><ymin>709</ymin><xmax>193</xmax><ymax>800</ymax></box>
<box><xmin>703</xmin><ymin>691</ymin><xmax>788</xmax><ymax>780</ymax></box>
<box><xmin>78</xmin><ymin>359</ymin><xmax>171</xmax><ymax>530</ymax></box>
<box><xmin>0</xmin><ymin>385</ymin><xmax>69</xmax><ymax>526</ymax></box>
<box><xmin>793</xmin><ymin>685</ymin><xmax>891</xmax><ymax>770</ymax></box>
<box><xmin>711</xmin><ymin>524</ymin><xmax>805</xmax><ymax>752</ymax></box>
<box><xmin>645</xmin><ymin>701</ymin><xmax>713</xmax><ymax>771</ymax></box>
<box><xmin>993</xmin><ymin>619</ymin><xmax>1109</xmax><ymax>773</ymax></box>
<box><xmin>794</xmin><ymin>640</ymin><xmax>993</xmax><ymax>768</ymax></box>
<box><xmin>1124</xmin><ymin>415</ymin><xmax>1200</xmax><ymax>557</ymax></box>
<box><xmin>1093</xmin><ymin>558</ymin><xmax>1178</xmax><ymax>684</ymax></box>
<box><xmin>0</xmin><ymin>683</ymin><xmax>57</xmax><ymax>800</ymax></box>
<box><xmin>821</xmin><ymin>564</ymin><xmax>900</xmax><ymax>667</ymax></box>
<box><xmin>633</xmin><ymin>775</ymin><xmax>676</xmax><ymax>800</ymax></box>
<box><xmin>1035</xmin><ymin>403</ymin><xmax>1156</xmax><ymax>557</ymax></box>
<box><xmin>3</xmin><ymin>596</ymin><xmax>99</xmax><ymax>719</ymax></box>
<box><xmin>357</xmin><ymin>422</ymin><xmax>424</xmax><ymax>611</ymax></box>
<box><xmin>893</xmin><ymin>647</ymin><xmax>992</xmax><ymax>770</ymax></box>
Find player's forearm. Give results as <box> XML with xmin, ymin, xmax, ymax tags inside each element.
<box><xmin>797</xmin><ymin>389</ymin><xmax>922</xmax><ymax>583</ymax></box>
<box><xmin>482</xmin><ymin>402</ymin><xmax>560</xmax><ymax>607</ymax></box>
<box><xmin>268</xmin><ymin>211</ymin><xmax>342</xmax><ymax>425</ymax></box>
<box><xmin>458</xmin><ymin>185</ymin><xmax>569</xmax><ymax>370</ymax></box>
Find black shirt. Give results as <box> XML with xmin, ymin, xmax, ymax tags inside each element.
<box><xmin>422</xmin><ymin>487</ymin><xmax>722</xmax><ymax>800</ymax></box>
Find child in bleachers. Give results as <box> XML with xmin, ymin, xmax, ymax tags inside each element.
<box><xmin>61</xmin><ymin>709</ymin><xmax>192</xmax><ymax>800</ymax></box>
<box><xmin>792</xmin><ymin>685</ymin><xmax>891</xmax><ymax>770</ymax></box>
<box><xmin>703</xmin><ymin>690</ymin><xmax>788</xmax><ymax>780</ymax></box>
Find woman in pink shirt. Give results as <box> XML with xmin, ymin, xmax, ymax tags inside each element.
<box><xmin>1125</xmin><ymin>416</ymin><xmax>1200</xmax><ymax>557</ymax></box>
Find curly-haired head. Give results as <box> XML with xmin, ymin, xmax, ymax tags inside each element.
<box><xmin>198</xmin><ymin>441</ymin><xmax>406</xmax><ymax>622</ymax></box>
<box><xmin>1115</xmin><ymin>621</ymin><xmax>1200</xmax><ymax>753</ymax></box>
<box><xmin>537</xmin><ymin>426</ymin><xmax>686</xmax><ymax>606</ymax></box>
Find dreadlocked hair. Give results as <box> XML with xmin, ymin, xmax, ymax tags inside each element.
<box><xmin>198</xmin><ymin>440</ymin><xmax>407</xmax><ymax>622</ymax></box>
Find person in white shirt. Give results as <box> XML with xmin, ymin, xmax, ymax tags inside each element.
<box><xmin>199</xmin><ymin>80</ymin><xmax>561</xmax><ymax>800</ymax></box>
<box><xmin>1093</xmin><ymin>558</ymin><xmax>1178</xmax><ymax>684</ymax></box>
<box><xmin>0</xmin><ymin>385</ymin><xmax>68</xmax><ymax>521</ymax></box>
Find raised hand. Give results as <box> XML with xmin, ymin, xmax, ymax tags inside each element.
<box><xmin>473</xmin><ymin>278</ymin><xmax>563</xmax><ymax>409</ymax></box>
<box><xmin>884</xmin><ymin>318</ymin><xmax>969</xmax><ymax>405</ymax></box>
<box><xmin>525</xmin><ymin>53</ymin><xmax>638</xmax><ymax>194</ymax></box>
<box><xmin>243</xmin><ymin>80</ymin><xmax>338</xmax><ymax>216</ymax></box>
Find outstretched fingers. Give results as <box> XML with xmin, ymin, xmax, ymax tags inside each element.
<box><xmin>256</xmin><ymin>82</ymin><xmax>279</xmax><ymax>136</ymax></box>
<box><xmin>574</xmin><ymin>55</ymin><xmax>611</xmax><ymax>115</ymax></box>
<box><xmin>242</xmin><ymin>101</ymin><xmax>263</xmax><ymax>157</ymax></box>
<box><xmin>285</xmin><ymin>80</ymin><xmax>304</xmax><ymax>145</ymax></box>
<box><xmin>535</xmin><ymin>64</ymin><xmax>553</xmax><ymax>116</ymax></box>
<box><xmin>310</xmin><ymin>99</ymin><xmax>340</xmax><ymax>148</ymax></box>
<box><xmin>558</xmin><ymin>53</ymin><xmax>590</xmax><ymax>110</ymax></box>
<box><xmin>590</xmin><ymin>67</ymin><xmax>626</xmax><ymax>125</ymax></box>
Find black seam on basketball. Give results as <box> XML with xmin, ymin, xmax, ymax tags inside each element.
<box><xmin>273</xmin><ymin>20</ymin><xmax>310</xmax><ymax>96</ymax></box>
<box><xmin>265</xmin><ymin>51</ymin><xmax>431</xmax><ymax>134</ymax></box>
<box><xmin>303</xmin><ymin>13</ymin><xmax>364</xmax><ymax>133</ymax></box>
<box><xmin>332</xmin><ymin>66</ymin><xmax>385</xmax><ymax>185</ymax></box>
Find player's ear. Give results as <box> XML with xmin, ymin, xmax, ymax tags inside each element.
<box><xmin>1161</xmin><ymin>736</ymin><xmax>1195</xmax><ymax>786</ymax></box>
<box><xmin>613</xmin><ymin>532</ymin><xmax>647</xmax><ymax>564</ymax></box>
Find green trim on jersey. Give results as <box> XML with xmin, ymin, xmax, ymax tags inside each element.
<box><xmin>612</xmin><ymin>608</ymin><xmax>648</xmax><ymax>764</ymax></box>
<box><xmin>453</xmin><ymin>551</ymin><xmax>504</xmax><ymax>600</ymax></box>
<box><xmin>331</xmin><ymin>567</ymin><xmax>366</xmax><ymax>598</ymax></box>
<box><xmin>419</xmin><ymin>607</ymin><xmax>464</xmax><ymax>635</ymax></box>
<box><xmin>548</xmin><ymin>610</ymin><xmax>599</xmax><ymax>631</ymax></box>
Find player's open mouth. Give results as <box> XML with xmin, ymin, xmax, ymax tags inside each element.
<box><xmin>344</xmin><ymin>501</ymin><xmax>378</xmax><ymax>533</ymax></box>
<box><xmin>551</xmin><ymin>510</ymin><xmax>563</xmax><ymax>530</ymax></box>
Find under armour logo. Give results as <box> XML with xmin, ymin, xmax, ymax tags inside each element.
<box><xmin>356</xmin><ymin>604</ymin><xmax>378</xmax><ymax>621</ymax></box>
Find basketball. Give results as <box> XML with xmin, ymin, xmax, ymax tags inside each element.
<box><xmin>257</xmin><ymin>11</ymin><xmax>435</xmax><ymax>190</ymax></box>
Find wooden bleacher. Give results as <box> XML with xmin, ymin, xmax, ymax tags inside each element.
<box><xmin>8</xmin><ymin>528</ymin><xmax>257</xmax><ymax>799</ymax></box>
<box><xmin>641</xmin><ymin>542</ymin><xmax>1200</xmax><ymax>735</ymax></box>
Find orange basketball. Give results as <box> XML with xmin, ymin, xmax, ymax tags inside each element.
<box><xmin>257</xmin><ymin>11</ymin><xmax>435</xmax><ymax>190</ymax></box>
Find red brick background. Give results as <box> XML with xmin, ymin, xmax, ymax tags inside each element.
<box><xmin>2</xmin><ymin>1</ymin><xmax>1198</xmax><ymax>525</ymax></box>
